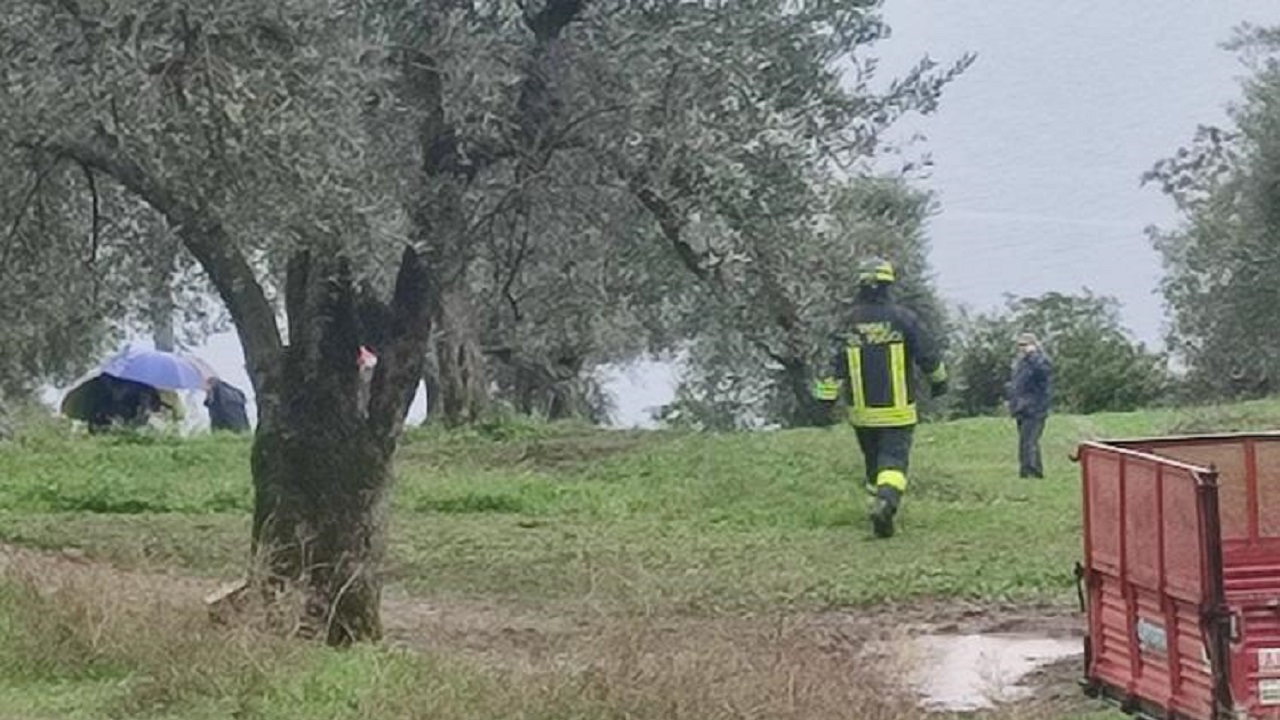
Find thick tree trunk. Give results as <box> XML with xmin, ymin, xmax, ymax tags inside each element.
<box><xmin>546</xmin><ymin>382</ymin><xmax>582</xmax><ymax>421</ymax></box>
<box><xmin>247</xmin><ymin>246</ymin><xmax>432</xmax><ymax>645</ymax></box>
<box><xmin>241</xmin><ymin>244</ymin><xmax>432</xmax><ymax>638</ymax></box>
<box><xmin>545</xmin><ymin>357</ymin><xmax>587</xmax><ymax>421</ymax></box>
<box><xmin>251</xmin><ymin>417</ymin><xmax>393</xmax><ymax>643</ymax></box>
<box><xmin>433</xmin><ymin>287</ymin><xmax>489</xmax><ymax>426</ymax></box>
<box><xmin>491</xmin><ymin>351</ymin><xmax>591</xmax><ymax>421</ymax></box>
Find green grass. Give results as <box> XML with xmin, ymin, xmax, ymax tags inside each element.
<box><xmin>2</xmin><ymin>401</ymin><xmax>1276</xmax><ymax>611</ymax></box>
<box><xmin>3</xmin><ymin>400</ymin><xmax>1267</xmax><ymax>719</ymax></box>
<box><xmin>0</xmin><ymin>432</ymin><xmax>251</xmax><ymax>514</ymax></box>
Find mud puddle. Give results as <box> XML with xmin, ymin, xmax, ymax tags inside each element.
<box><xmin>913</xmin><ymin>633</ymin><xmax>1082</xmax><ymax>712</ymax></box>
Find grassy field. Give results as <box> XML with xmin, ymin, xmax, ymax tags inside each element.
<box><xmin>4</xmin><ymin>399</ymin><xmax>1277</xmax><ymax>719</ymax></box>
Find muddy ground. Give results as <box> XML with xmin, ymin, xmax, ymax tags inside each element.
<box><xmin>0</xmin><ymin>542</ymin><xmax>1099</xmax><ymax>717</ymax></box>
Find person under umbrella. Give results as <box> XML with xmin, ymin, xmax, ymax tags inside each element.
<box><xmin>64</xmin><ymin>374</ymin><xmax>164</xmax><ymax>433</ymax></box>
<box><xmin>99</xmin><ymin>347</ymin><xmax>206</xmax><ymax>390</ymax></box>
<box><xmin>62</xmin><ymin>347</ymin><xmax>209</xmax><ymax>432</ymax></box>
<box><xmin>204</xmin><ymin>375</ymin><xmax>250</xmax><ymax>433</ymax></box>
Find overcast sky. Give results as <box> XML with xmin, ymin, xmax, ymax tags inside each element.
<box><xmin>873</xmin><ymin>0</ymin><xmax>1280</xmax><ymax>345</ymax></box>
<box><xmin>117</xmin><ymin>1</ymin><xmax>1280</xmax><ymax>428</ymax></box>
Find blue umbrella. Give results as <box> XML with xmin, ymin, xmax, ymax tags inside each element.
<box><xmin>99</xmin><ymin>348</ymin><xmax>207</xmax><ymax>390</ymax></box>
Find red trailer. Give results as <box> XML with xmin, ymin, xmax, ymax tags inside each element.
<box><xmin>1079</xmin><ymin>433</ymin><xmax>1280</xmax><ymax>719</ymax></box>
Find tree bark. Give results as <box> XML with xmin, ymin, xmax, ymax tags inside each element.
<box><xmin>149</xmin><ymin>294</ymin><xmax>176</xmax><ymax>352</ymax></box>
<box><xmin>421</xmin><ymin>347</ymin><xmax>442</xmax><ymax>424</ymax></box>
<box><xmin>251</xmin><ymin>407</ymin><xmax>394</xmax><ymax>643</ymax></box>
<box><xmin>250</xmin><ymin>246</ymin><xmax>432</xmax><ymax>644</ymax></box>
<box><xmin>146</xmin><ymin>220</ymin><xmax>179</xmax><ymax>352</ymax></box>
<box><xmin>433</xmin><ymin>286</ymin><xmax>489</xmax><ymax>426</ymax></box>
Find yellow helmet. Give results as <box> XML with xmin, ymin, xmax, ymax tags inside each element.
<box><xmin>857</xmin><ymin>257</ymin><xmax>896</xmax><ymax>286</ymax></box>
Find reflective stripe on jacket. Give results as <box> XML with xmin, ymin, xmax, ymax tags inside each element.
<box><xmin>821</xmin><ymin>299</ymin><xmax>946</xmax><ymax>428</ymax></box>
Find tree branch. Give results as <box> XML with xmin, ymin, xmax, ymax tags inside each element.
<box><xmin>628</xmin><ymin>179</ymin><xmax>708</xmax><ymax>281</ymax></box>
<box><xmin>552</xmin><ymin>103</ymin><xmax>626</xmax><ymax>147</ymax></box>
<box><xmin>76</xmin><ymin>161</ymin><xmax>100</xmax><ymax>268</ymax></box>
<box><xmin>284</xmin><ymin>249</ymin><xmax>312</xmax><ymax>361</ymax></box>
<box><xmin>76</xmin><ymin>161</ymin><xmax>102</xmax><ymax>304</ymax></box>
<box><xmin>37</xmin><ymin>135</ymin><xmax>284</xmax><ymax>406</ymax></box>
<box><xmin>0</xmin><ymin>163</ymin><xmax>51</xmax><ymax>271</ymax></box>
<box><xmin>500</xmin><ymin>222</ymin><xmax>529</xmax><ymax>323</ymax></box>
<box><xmin>368</xmin><ymin>246</ymin><xmax>435</xmax><ymax>440</ymax></box>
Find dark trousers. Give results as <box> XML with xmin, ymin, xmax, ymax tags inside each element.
<box><xmin>1017</xmin><ymin>414</ymin><xmax>1046</xmax><ymax>478</ymax></box>
<box><xmin>854</xmin><ymin>426</ymin><xmax>915</xmax><ymax>488</ymax></box>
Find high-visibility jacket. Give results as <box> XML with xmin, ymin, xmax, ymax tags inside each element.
<box><xmin>814</xmin><ymin>299</ymin><xmax>947</xmax><ymax>428</ymax></box>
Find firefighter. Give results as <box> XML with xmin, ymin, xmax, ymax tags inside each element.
<box><xmin>812</xmin><ymin>258</ymin><xmax>949</xmax><ymax>538</ymax></box>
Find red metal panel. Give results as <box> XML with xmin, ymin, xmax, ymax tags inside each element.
<box><xmin>1140</xmin><ymin>441</ymin><xmax>1249</xmax><ymax>541</ymax></box>
<box><xmin>1232</xmin><ymin>602</ymin><xmax>1280</xmax><ymax>718</ymax></box>
<box><xmin>1081</xmin><ymin>441</ymin><xmax>1223</xmax><ymax>720</ymax></box>
<box><xmin>1246</xmin><ymin>439</ymin><xmax>1260</xmax><ymax>544</ymax></box>
<box><xmin>1256</xmin><ymin>440</ymin><xmax>1280</xmax><ymax>539</ymax></box>
<box><xmin>1091</xmin><ymin>432</ymin><xmax>1280</xmax><ymax>718</ymax></box>
<box><xmin>1131</xmin><ymin>590</ymin><xmax>1174</xmax><ymax>704</ymax></box>
<box><xmin>1163</xmin><ymin>466</ymin><xmax>1204</xmax><ymax>602</ymax></box>
<box><xmin>1171</xmin><ymin>601</ymin><xmax>1215</xmax><ymax>717</ymax></box>
<box><xmin>1092</xmin><ymin>573</ymin><xmax>1136</xmax><ymax>693</ymax></box>
<box><xmin>1114</xmin><ymin>434</ymin><xmax>1280</xmax><ymax>543</ymax></box>
<box><xmin>1223</xmin><ymin>441</ymin><xmax>1280</xmax><ymax>717</ymax></box>
<box><xmin>1089</xmin><ymin>451</ymin><xmax>1123</xmax><ymax>575</ymax></box>
<box><xmin>1164</xmin><ymin>466</ymin><xmax>1215</xmax><ymax>719</ymax></box>
<box><xmin>1124</xmin><ymin>458</ymin><xmax>1162</xmax><ymax>591</ymax></box>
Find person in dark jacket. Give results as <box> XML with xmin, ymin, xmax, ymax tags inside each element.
<box><xmin>204</xmin><ymin>377</ymin><xmax>250</xmax><ymax>433</ymax></box>
<box><xmin>813</xmin><ymin>257</ymin><xmax>949</xmax><ymax>538</ymax></box>
<box><xmin>1008</xmin><ymin>332</ymin><xmax>1053</xmax><ymax>478</ymax></box>
<box><xmin>85</xmin><ymin>374</ymin><xmax>162</xmax><ymax>433</ymax></box>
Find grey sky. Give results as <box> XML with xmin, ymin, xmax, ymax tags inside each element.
<box><xmin>116</xmin><ymin>1</ymin><xmax>1280</xmax><ymax>428</ymax></box>
<box><xmin>874</xmin><ymin>0</ymin><xmax>1280</xmax><ymax>345</ymax></box>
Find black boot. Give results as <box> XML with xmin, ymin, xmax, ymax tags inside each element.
<box><xmin>870</xmin><ymin>486</ymin><xmax>901</xmax><ymax>539</ymax></box>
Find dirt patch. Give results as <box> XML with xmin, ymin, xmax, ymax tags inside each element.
<box><xmin>377</xmin><ymin>592</ymin><xmax>1082</xmax><ymax>660</ymax></box>
<box><xmin>1</xmin><ymin>541</ymin><xmax>1083</xmax><ymax>663</ymax></box>
<box><xmin>0</xmin><ymin>542</ymin><xmax>217</xmax><ymax>606</ymax></box>
<box><xmin>376</xmin><ymin>594</ymin><xmax>1089</xmax><ymax>718</ymax></box>
<box><xmin>1019</xmin><ymin>656</ymin><xmax>1090</xmax><ymax>707</ymax></box>
<box><xmin>0</xmin><ymin>542</ymin><xmax>1090</xmax><ymax>717</ymax></box>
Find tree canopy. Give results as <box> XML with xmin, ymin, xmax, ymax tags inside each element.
<box><xmin>1147</xmin><ymin>24</ymin><xmax>1280</xmax><ymax>399</ymax></box>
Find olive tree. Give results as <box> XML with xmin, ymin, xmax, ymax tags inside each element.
<box><xmin>5</xmin><ymin>0</ymin><xmax>434</xmax><ymax>643</ymax></box>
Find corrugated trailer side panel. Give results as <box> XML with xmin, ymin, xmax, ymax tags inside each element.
<box><xmin>1125</xmin><ymin>458</ymin><xmax>1172</xmax><ymax>706</ymax></box>
<box><xmin>1163</xmin><ymin>463</ymin><xmax>1218</xmax><ymax>718</ymax></box>
<box><xmin>1224</xmin><ymin>438</ymin><xmax>1280</xmax><ymax>718</ymax></box>
<box><xmin>1126</xmin><ymin>435</ymin><xmax>1280</xmax><ymax>717</ymax></box>
<box><xmin>1082</xmin><ymin>443</ymin><xmax>1218</xmax><ymax>720</ymax></box>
